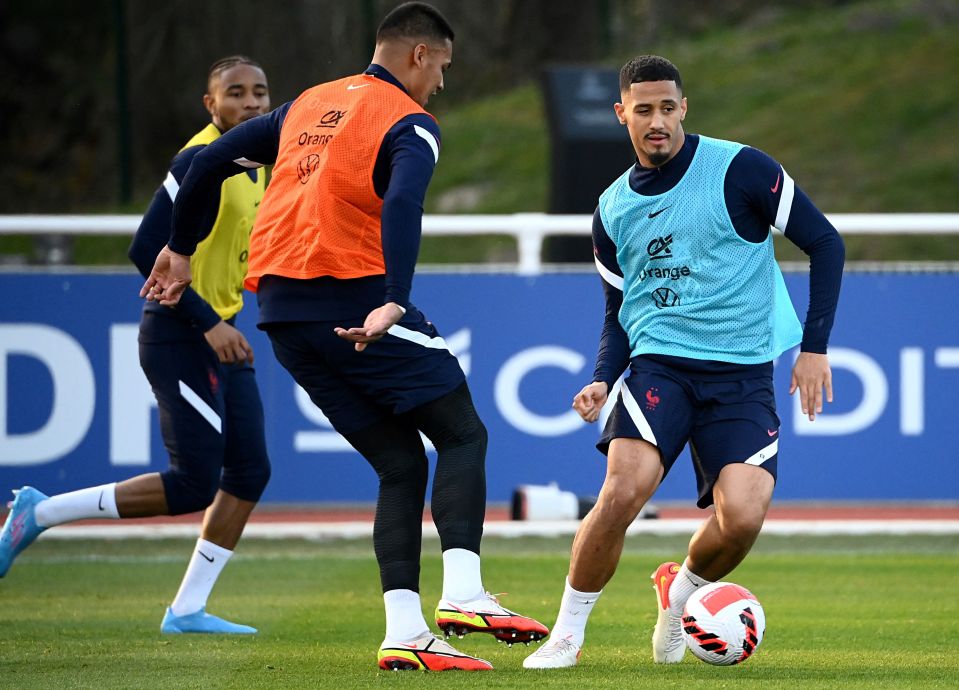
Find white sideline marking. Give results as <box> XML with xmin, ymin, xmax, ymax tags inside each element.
<box><xmin>36</xmin><ymin>519</ymin><xmax>959</xmax><ymax>541</ymax></box>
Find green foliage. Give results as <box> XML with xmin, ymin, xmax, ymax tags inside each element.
<box><xmin>3</xmin><ymin>0</ymin><xmax>956</xmax><ymax>265</ymax></box>
<box><xmin>423</xmin><ymin>0</ymin><xmax>959</xmax><ymax>262</ymax></box>
<box><xmin>1</xmin><ymin>534</ymin><xmax>958</xmax><ymax>688</ymax></box>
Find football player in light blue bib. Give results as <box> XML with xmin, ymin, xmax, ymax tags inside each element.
<box><xmin>526</xmin><ymin>55</ymin><xmax>844</xmax><ymax>670</ymax></box>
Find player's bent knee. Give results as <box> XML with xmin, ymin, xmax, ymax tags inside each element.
<box><xmin>428</xmin><ymin>411</ymin><xmax>487</xmax><ymax>454</ymax></box>
<box><xmin>456</xmin><ymin>417</ymin><xmax>488</xmax><ymax>453</ymax></box>
<box><xmin>161</xmin><ymin>468</ymin><xmax>220</xmax><ymax>515</ymax></box>
<box><xmin>596</xmin><ymin>481</ymin><xmax>649</xmax><ymax>526</ymax></box>
<box><xmin>225</xmin><ymin>460</ymin><xmax>272</xmax><ymax>502</ymax></box>
<box><xmin>250</xmin><ymin>460</ymin><xmax>272</xmax><ymax>495</ymax></box>
<box><xmin>717</xmin><ymin>509</ymin><xmax>766</xmax><ymax>543</ymax></box>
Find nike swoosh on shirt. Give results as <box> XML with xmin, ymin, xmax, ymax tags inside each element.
<box><xmin>648</xmin><ymin>206</ymin><xmax>671</xmax><ymax>218</ymax></box>
<box><xmin>770</xmin><ymin>173</ymin><xmax>781</xmax><ymax>194</ymax></box>
<box><xmin>767</xmin><ymin>429</ymin><xmax>779</xmax><ymax>437</ymax></box>
<box><xmin>346</xmin><ymin>84</ymin><xmax>370</xmax><ymax>90</ymax></box>
<box><xmin>98</xmin><ymin>491</ymin><xmax>105</xmax><ymax>511</ymax></box>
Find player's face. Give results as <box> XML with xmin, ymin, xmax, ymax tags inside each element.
<box><xmin>204</xmin><ymin>64</ymin><xmax>270</xmax><ymax>132</ymax></box>
<box><xmin>614</xmin><ymin>80</ymin><xmax>686</xmax><ymax>168</ymax></box>
<box><xmin>408</xmin><ymin>39</ymin><xmax>452</xmax><ymax>108</ymax></box>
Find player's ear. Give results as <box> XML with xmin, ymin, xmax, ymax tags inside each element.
<box><xmin>203</xmin><ymin>93</ymin><xmax>216</xmax><ymax>117</ymax></box>
<box><xmin>412</xmin><ymin>43</ymin><xmax>428</xmax><ymax>68</ymax></box>
<box><xmin>614</xmin><ymin>102</ymin><xmax>627</xmax><ymax>125</ymax></box>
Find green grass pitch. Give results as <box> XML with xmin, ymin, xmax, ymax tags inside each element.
<box><xmin>1</xmin><ymin>533</ymin><xmax>957</xmax><ymax>689</ymax></box>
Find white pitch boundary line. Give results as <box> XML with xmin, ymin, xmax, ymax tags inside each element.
<box><xmin>36</xmin><ymin>519</ymin><xmax>959</xmax><ymax>541</ymax></box>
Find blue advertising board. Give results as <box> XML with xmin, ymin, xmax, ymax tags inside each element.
<box><xmin>1</xmin><ymin>270</ymin><xmax>957</xmax><ymax>502</ymax></box>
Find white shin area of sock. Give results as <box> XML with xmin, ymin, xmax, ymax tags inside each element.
<box><xmin>383</xmin><ymin>589</ymin><xmax>430</xmax><ymax>641</ymax></box>
<box><xmin>169</xmin><ymin>538</ymin><xmax>233</xmax><ymax>616</ymax></box>
<box><xmin>441</xmin><ymin>548</ymin><xmax>484</xmax><ymax>602</ymax></box>
<box><xmin>34</xmin><ymin>483</ymin><xmax>120</xmax><ymax>527</ymax></box>
<box><xmin>552</xmin><ymin>577</ymin><xmax>602</xmax><ymax>647</ymax></box>
<box><xmin>668</xmin><ymin>561</ymin><xmax>711</xmax><ymax>616</ymax></box>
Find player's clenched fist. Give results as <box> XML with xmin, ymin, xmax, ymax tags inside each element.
<box><xmin>573</xmin><ymin>381</ymin><xmax>609</xmax><ymax>423</ymax></box>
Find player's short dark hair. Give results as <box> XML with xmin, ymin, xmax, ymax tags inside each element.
<box><xmin>207</xmin><ymin>55</ymin><xmax>262</xmax><ymax>91</ymax></box>
<box><xmin>619</xmin><ymin>55</ymin><xmax>682</xmax><ymax>94</ymax></box>
<box><xmin>376</xmin><ymin>2</ymin><xmax>454</xmax><ymax>45</ymax></box>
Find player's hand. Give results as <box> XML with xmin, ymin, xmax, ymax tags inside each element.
<box><xmin>334</xmin><ymin>302</ymin><xmax>405</xmax><ymax>352</ymax></box>
<box><xmin>140</xmin><ymin>245</ymin><xmax>192</xmax><ymax>306</ymax></box>
<box><xmin>790</xmin><ymin>351</ymin><xmax>832</xmax><ymax>421</ymax></box>
<box><xmin>204</xmin><ymin>321</ymin><xmax>254</xmax><ymax>365</ymax></box>
<box><xmin>573</xmin><ymin>381</ymin><xmax>609</xmax><ymax>423</ymax></box>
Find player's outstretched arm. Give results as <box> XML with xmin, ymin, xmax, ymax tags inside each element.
<box><xmin>140</xmin><ymin>245</ymin><xmax>192</xmax><ymax>306</ymax></box>
<box><xmin>334</xmin><ymin>302</ymin><xmax>406</xmax><ymax>352</ymax></box>
<box><xmin>573</xmin><ymin>381</ymin><xmax>609</xmax><ymax>423</ymax></box>
<box><xmin>789</xmin><ymin>351</ymin><xmax>833</xmax><ymax>421</ymax></box>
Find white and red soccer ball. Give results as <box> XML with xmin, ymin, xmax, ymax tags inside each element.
<box><xmin>682</xmin><ymin>582</ymin><xmax>765</xmax><ymax>666</ymax></box>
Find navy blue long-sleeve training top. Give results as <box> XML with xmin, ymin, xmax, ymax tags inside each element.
<box><xmin>167</xmin><ymin>64</ymin><xmax>440</xmax><ymax>325</ymax></box>
<box><xmin>130</xmin><ymin>143</ymin><xmax>250</xmax><ymax>336</ymax></box>
<box><xmin>593</xmin><ymin>134</ymin><xmax>845</xmax><ymax>387</ymax></box>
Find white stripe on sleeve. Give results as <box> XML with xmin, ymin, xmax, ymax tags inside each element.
<box><xmin>620</xmin><ymin>384</ymin><xmax>658</xmax><ymax>446</ymax></box>
<box><xmin>162</xmin><ymin>171</ymin><xmax>179</xmax><ymax>202</ymax></box>
<box><xmin>178</xmin><ymin>381</ymin><xmax>222</xmax><ymax>433</ymax></box>
<box><xmin>594</xmin><ymin>256</ymin><xmax>624</xmax><ymax>291</ymax></box>
<box><xmin>773</xmin><ymin>168</ymin><xmax>795</xmax><ymax>233</ymax></box>
<box><xmin>413</xmin><ymin>125</ymin><xmax>440</xmax><ymax>164</ymax></box>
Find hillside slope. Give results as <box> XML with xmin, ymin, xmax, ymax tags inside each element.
<box><xmin>422</xmin><ymin>0</ymin><xmax>958</xmax><ymax>261</ymax></box>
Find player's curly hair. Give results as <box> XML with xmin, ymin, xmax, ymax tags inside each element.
<box><xmin>619</xmin><ymin>55</ymin><xmax>682</xmax><ymax>94</ymax></box>
<box><xmin>207</xmin><ymin>55</ymin><xmax>262</xmax><ymax>91</ymax></box>
<box><xmin>376</xmin><ymin>2</ymin><xmax>454</xmax><ymax>44</ymax></box>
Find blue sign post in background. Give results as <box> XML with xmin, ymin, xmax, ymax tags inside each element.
<box><xmin>1</xmin><ymin>270</ymin><xmax>957</xmax><ymax>503</ymax></box>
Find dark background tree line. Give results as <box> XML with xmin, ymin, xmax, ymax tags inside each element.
<box><xmin>0</xmin><ymin>0</ymin><xmax>859</xmax><ymax>213</ymax></box>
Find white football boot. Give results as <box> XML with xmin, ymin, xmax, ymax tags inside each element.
<box><xmin>651</xmin><ymin>561</ymin><xmax>686</xmax><ymax>663</ymax></box>
<box><xmin>522</xmin><ymin>633</ymin><xmax>582</xmax><ymax>669</ymax></box>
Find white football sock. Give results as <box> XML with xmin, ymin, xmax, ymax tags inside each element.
<box><xmin>169</xmin><ymin>538</ymin><xmax>232</xmax><ymax>616</ymax></box>
<box><xmin>383</xmin><ymin>589</ymin><xmax>430</xmax><ymax>641</ymax></box>
<box><xmin>551</xmin><ymin>577</ymin><xmax>602</xmax><ymax>647</ymax></box>
<box><xmin>34</xmin><ymin>483</ymin><xmax>119</xmax><ymax>527</ymax></box>
<box><xmin>668</xmin><ymin>561</ymin><xmax>711</xmax><ymax>616</ymax></box>
<box><xmin>441</xmin><ymin>548</ymin><xmax>484</xmax><ymax>602</ymax></box>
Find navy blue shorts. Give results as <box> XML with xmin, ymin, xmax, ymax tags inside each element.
<box><xmin>139</xmin><ymin>324</ymin><xmax>270</xmax><ymax>505</ymax></box>
<box><xmin>598</xmin><ymin>355</ymin><xmax>780</xmax><ymax>508</ymax></box>
<box><xmin>264</xmin><ymin>305</ymin><xmax>465</xmax><ymax>436</ymax></box>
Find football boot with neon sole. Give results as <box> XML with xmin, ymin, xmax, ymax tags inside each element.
<box><xmin>378</xmin><ymin>632</ymin><xmax>493</xmax><ymax>671</ymax></box>
<box><xmin>0</xmin><ymin>487</ymin><xmax>49</xmax><ymax>577</ymax></box>
<box><xmin>651</xmin><ymin>561</ymin><xmax>686</xmax><ymax>663</ymax></box>
<box><xmin>160</xmin><ymin>607</ymin><xmax>257</xmax><ymax>634</ymax></box>
<box><xmin>435</xmin><ymin>591</ymin><xmax>549</xmax><ymax>645</ymax></box>
<box><xmin>522</xmin><ymin>633</ymin><xmax>582</xmax><ymax>669</ymax></box>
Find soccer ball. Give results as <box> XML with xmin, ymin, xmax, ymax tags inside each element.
<box><xmin>682</xmin><ymin>582</ymin><xmax>765</xmax><ymax>666</ymax></box>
